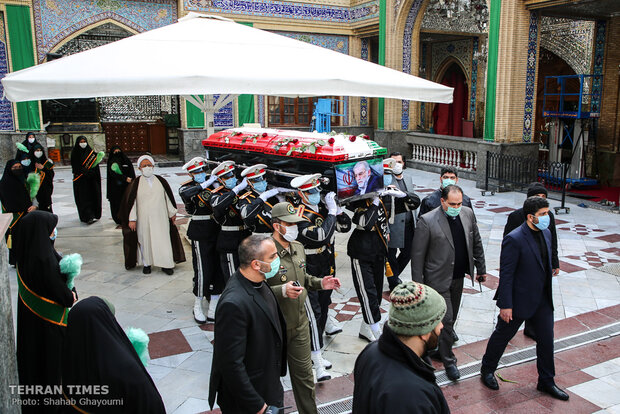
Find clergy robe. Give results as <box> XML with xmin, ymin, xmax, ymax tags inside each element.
<box><xmin>119</xmin><ymin>175</ymin><xmax>186</xmax><ymax>269</ymax></box>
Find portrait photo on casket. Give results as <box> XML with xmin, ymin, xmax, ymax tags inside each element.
<box><xmin>335</xmin><ymin>158</ymin><xmax>383</xmax><ymax>201</ymax></box>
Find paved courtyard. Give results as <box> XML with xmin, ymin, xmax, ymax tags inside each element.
<box><xmin>8</xmin><ymin>164</ymin><xmax>620</xmax><ymax>413</ymax></box>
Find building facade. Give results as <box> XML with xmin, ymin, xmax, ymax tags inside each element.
<box><xmin>0</xmin><ymin>0</ymin><xmax>618</xmax><ymax>184</ymax></box>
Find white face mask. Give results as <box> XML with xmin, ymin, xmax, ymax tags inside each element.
<box><xmin>141</xmin><ymin>166</ymin><xmax>154</xmax><ymax>178</ymax></box>
<box><xmin>28</xmin><ymin>137</ymin><xmax>35</xmax><ymax>144</ymax></box>
<box><xmin>393</xmin><ymin>163</ymin><xmax>403</xmax><ymax>175</ymax></box>
<box><xmin>34</xmin><ymin>150</ymin><xmax>43</xmax><ymax>158</ymax></box>
<box><xmin>278</xmin><ymin>224</ymin><xmax>299</xmax><ymax>242</ymax></box>
<box><xmin>79</xmin><ymin>142</ymin><xmax>87</xmax><ymax>149</ymax></box>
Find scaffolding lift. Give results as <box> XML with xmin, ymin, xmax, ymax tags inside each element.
<box><xmin>542</xmin><ymin>74</ymin><xmax>602</xmax><ymax>213</ymax></box>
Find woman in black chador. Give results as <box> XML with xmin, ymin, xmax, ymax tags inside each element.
<box><xmin>61</xmin><ymin>296</ymin><xmax>166</xmax><ymax>413</ymax></box>
<box><xmin>106</xmin><ymin>146</ymin><xmax>135</xmax><ymax>224</ymax></box>
<box><xmin>71</xmin><ymin>136</ymin><xmax>102</xmax><ymax>224</ymax></box>
<box><xmin>0</xmin><ymin>159</ymin><xmax>35</xmax><ymax>265</ymax></box>
<box><xmin>15</xmin><ymin>211</ymin><xmax>75</xmax><ymax>412</ymax></box>
<box><xmin>15</xmin><ymin>132</ymin><xmax>39</xmax><ymax>172</ymax></box>
<box><xmin>30</xmin><ymin>142</ymin><xmax>55</xmax><ymax>212</ymax></box>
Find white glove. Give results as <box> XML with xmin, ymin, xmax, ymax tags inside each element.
<box><xmin>324</xmin><ymin>192</ymin><xmax>337</xmax><ymax>215</ymax></box>
<box><xmin>372</xmin><ymin>196</ymin><xmax>380</xmax><ymax>206</ymax></box>
<box><xmin>259</xmin><ymin>188</ymin><xmax>280</xmax><ymax>201</ymax></box>
<box><xmin>232</xmin><ymin>177</ymin><xmax>248</xmax><ymax>194</ymax></box>
<box><xmin>381</xmin><ymin>188</ymin><xmax>407</xmax><ymax>198</ymax></box>
<box><xmin>200</xmin><ymin>175</ymin><xmax>218</xmax><ymax>189</ymax></box>
<box><xmin>336</xmin><ymin>205</ymin><xmax>344</xmax><ymax>215</ymax></box>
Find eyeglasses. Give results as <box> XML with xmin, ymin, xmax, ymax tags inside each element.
<box><xmin>307</xmin><ymin>187</ymin><xmax>320</xmax><ymax>194</ymax></box>
<box><xmin>221</xmin><ymin>172</ymin><xmax>234</xmax><ymax>180</ymax></box>
<box><xmin>251</xmin><ymin>176</ymin><xmax>265</xmax><ymax>182</ymax></box>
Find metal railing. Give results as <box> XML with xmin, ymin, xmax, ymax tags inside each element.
<box><xmin>484</xmin><ymin>151</ymin><xmax>572</xmax><ymax>213</ymax></box>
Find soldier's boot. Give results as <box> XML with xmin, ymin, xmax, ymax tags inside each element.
<box><xmin>207</xmin><ymin>295</ymin><xmax>219</xmax><ymax>322</ymax></box>
<box><xmin>359</xmin><ymin>322</ymin><xmax>377</xmax><ymax>343</ymax></box>
<box><xmin>311</xmin><ymin>352</ymin><xmax>332</xmax><ymax>382</ymax></box>
<box><xmin>325</xmin><ymin>316</ymin><xmax>343</xmax><ymax>336</ymax></box>
<box><xmin>193</xmin><ymin>296</ymin><xmax>206</xmax><ymax>324</ymax></box>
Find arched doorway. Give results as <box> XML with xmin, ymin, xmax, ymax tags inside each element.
<box><xmin>43</xmin><ymin>22</ymin><xmax>180</xmax><ymax>158</ymax></box>
<box><xmin>433</xmin><ymin>62</ymin><xmax>469</xmax><ymax>136</ymax></box>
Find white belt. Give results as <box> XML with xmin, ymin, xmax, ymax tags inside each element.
<box><xmin>253</xmin><ymin>232</ymin><xmax>272</xmax><ymax>236</ymax></box>
<box><xmin>221</xmin><ymin>225</ymin><xmax>246</xmax><ymax>231</ymax></box>
<box><xmin>190</xmin><ymin>215</ymin><xmax>212</xmax><ymax>221</ymax></box>
<box><xmin>305</xmin><ymin>246</ymin><xmax>326</xmax><ymax>255</ymax></box>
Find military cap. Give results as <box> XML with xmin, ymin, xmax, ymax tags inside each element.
<box><xmin>182</xmin><ymin>157</ymin><xmax>208</xmax><ymax>173</ymax></box>
<box><xmin>241</xmin><ymin>164</ymin><xmax>267</xmax><ymax>180</ymax></box>
<box><xmin>212</xmin><ymin>160</ymin><xmax>236</xmax><ymax>177</ymax></box>
<box><xmin>271</xmin><ymin>202</ymin><xmax>306</xmax><ymax>223</ymax></box>
<box><xmin>290</xmin><ymin>173</ymin><xmax>321</xmax><ymax>192</ymax></box>
<box><xmin>383</xmin><ymin>158</ymin><xmax>397</xmax><ymax>173</ymax></box>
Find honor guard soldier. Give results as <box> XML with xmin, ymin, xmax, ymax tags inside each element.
<box><xmin>209</xmin><ymin>160</ymin><xmax>252</xmax><ymax>284</ymax></box>
<box><xmin>268</xmin><ymin>202</ymin><xmax>342</xmax><ymax>414</ymax></box>
<box><xmin>179</xmin><ymin>157</ymin><xmax>224</xmax><ymax>324</ymax></box>
<box><xmin>238</xmin><ymin>164</ymin><xmax>287</xmax><ymax>235</ymax></box>
<box><xmin>289</xmin><ymin>173</ymin><xmax>351</xmax><ymax>382</ymax></box>
<box><xmin>347</xmin><ymin>159</ymin><xmax>408</xmax><ymax>342</ymax></box>
<box><xmin>382</xmin><ymin>158</ymin><xmax>421</xmax><ymax>289</ymax></box>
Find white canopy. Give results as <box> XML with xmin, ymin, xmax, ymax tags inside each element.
<box><xmin>1</xmin><ymin>13</ymin><xmax>453</xmax><ymax>105</ymax></box>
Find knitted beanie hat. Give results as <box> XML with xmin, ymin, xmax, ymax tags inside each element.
<box><xmin>388</xmin><ymin>281</ymin><xmax>446</xmax><ymax>336</ymax></box>
<box><xmin>527</xmin><ymin>182</ymin><xmax>548</xmax><ymax>198</ymax></box>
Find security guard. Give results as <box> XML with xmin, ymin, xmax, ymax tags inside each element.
<box><xmin>347</xmin><ymin>159</ymin><xmax>408</xmax><ymax>342</ymax></box>
<box><xmin>267</xmin><ymin>202</ymin><xmax>341</xmax><ymax>414</ymax></box>
<box><xmin>289</xmin><ymin>173</ymin><xmax>351</xmax><ymax>381</ymax></box>
<box><xmin>179</xmin><ymin>157</ymin><xmax>223</xmax><ymax>323</ymax></box>
<box><xmin>238</xmin><ymin>163</ymin><xmax>287</xmax><ymax>235</ymax></box>
<box><xmin>209</xmin><ymin>160</ymin><xmax>251</xmax><ymax>283</ymax></box>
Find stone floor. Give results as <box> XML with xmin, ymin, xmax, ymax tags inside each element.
<box><xmin>7</xmin><ymin>164</ymin><xmax>620</xmax><ymax>413</ymax></box>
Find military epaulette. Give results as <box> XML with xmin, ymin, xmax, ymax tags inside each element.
<box><xmin>211</xmin><ymin>185</ymin><xmax>224</xmax><ymax>193</ymax></box>
<box><xmin>238</xmin><ymin>191</ymin><xmax>254</xmax><ymax>200</ymax></box>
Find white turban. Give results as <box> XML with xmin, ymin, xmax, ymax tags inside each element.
<box><xmin>136</xmin><ymin>154</ymin><xmax>154</xmax><ymax>168</ymax></box>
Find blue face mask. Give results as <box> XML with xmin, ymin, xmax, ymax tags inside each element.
<box><xmin>21</xmin><ymin>159</ymin><xmax>31</xmax><ymax>167</ymax></box>
<box><xmin>445</xmin><ymin>206</ymin><xmax>461</xmax><ymax>217</ymax></box>
<box><xmin>307</xmin><ymin>192</ymin><xmax>321</xmax><ymax>205</ymax></box>
<box><xmin>224</xmin><ymin>177</ymin><xmax>237</xmax><ymax>189</ymax></box>
<box><xmin>253</xmin><ymin>180</ymin><xmax>267</xmax><ymax>193</ymax></box>
<box><xmin>193</xmin><ymin>172</ymin><xmax>207</xmax><ymax>183</ymax></box>
<box><xmin>441</xmin><ymin>178</ymin><xmax>456</xmax><ymax>188</ymax></box>
<box><xmin>534</xmin><ymin>214</ymin><xmax>550</xmax><ymax>230</ymax></box>
<box><xmin>259</xmin><ymin>257</ymin><xmax>281</xmax><ymax>279</ymax></box>
<box><xmin>384</xmin><ymin>174</ymin><xmax>392</xmax><ymax>187</ymax></box>
<box><xmin>50</xmin><ymin>228</ymin><xmax>57</xmax><ymax>241</ymax></box>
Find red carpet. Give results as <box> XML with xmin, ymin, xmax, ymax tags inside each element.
<box><xmin>567</xmin><ymin>185</ymin><xmax>620</xmax><ymax>204</ymax></box>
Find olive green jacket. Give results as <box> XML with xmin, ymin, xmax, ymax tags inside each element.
<box><xmin>267</xmin><ymin>238</ymin><xmax>323</xmax><ymax>328</ymax></box>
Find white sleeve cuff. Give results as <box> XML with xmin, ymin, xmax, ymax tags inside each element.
<box><xmin>281</xmin><ymin>284</ymin><xmax>287</xmax><ymax>298</ymax></box>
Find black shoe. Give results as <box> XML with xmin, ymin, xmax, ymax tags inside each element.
<box><xmin>481</xmin><ymin>371</ymin><xmax>499</xmax><ymax>390</ymax></box>
<box><xmin>445</xmin><ymin>364</ymin><xmax>461</xmax><ymax>381</ymax></box>
<box><xmin>451</xmin><ymin>330</ymin><xmax>459</xmax><ymax>342</ymax></box>
<box><xmin>143</xmin><ymin>266</ymin><xmax>151</xmax><ymax>274</ymax></box>
<box><xmin>537</xmin><ymin>383</ymin><xmax>569</xmax><ymax>401</ymax></box>
<box><xmin>162</xmin><ymin>268</ymin><xmax>174</xmax><ymax>275</ymax></box>
<box><xmin>87</xmin><ymin>218</ymin><xmax>96</xmax><ymax>225</ymax></box>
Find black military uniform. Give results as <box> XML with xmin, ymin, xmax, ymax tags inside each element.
<box><xmin>179</xmin><ymin>180</ymin><xmax>225</xmax><ymax>299</ymax></box>
<box><xmin>210</xmin><ymin>185</ymin><xmax>251</xmax><ymax>281</ymax></box>
<box><xmin>347</xmin><ymin>195</ymin><xmax>391</xmax><ymax>337</ymax></box>
<box><xmin>290</xmin><ymin>197</ymin><xmax>351</xmax><ymax>350</ymax></box>
<box><xmin>239</xmin><ymin>191</ymin><xmax>280</xmax><ymax>234</ymax></box>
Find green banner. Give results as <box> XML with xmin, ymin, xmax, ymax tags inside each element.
<box><xmin>6</xmin><ymin>5</ymin><xmax>40</xmax><ymax>131</ymax></box>
<box><xmin>483</xmin><ymin>0</ymin><xmax>501</xmax><ymax>141</ymax></box>
<box><xmin>237</xmin><ymin>22</ymin><xmax>256</xmax><ymax>126</ymax></box>
<box><xmin>186</xmin><ymin>97</ymin><xmax>205</xmax><ymax>129</ymax></box>
<box><xmin>378</xmin><ymin>0</ymin><xmax>386</xmax><ymax>130</ymax></box>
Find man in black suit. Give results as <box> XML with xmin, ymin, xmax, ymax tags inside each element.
<box><xmin>209</xmin><ymin>235</ymin><xmax>288</xmax><ymax>413</ymax></box>
<box><xmin>480</xmin><ymin>197</ymin><xmax>569</xmax><ymax>401</ymax></box>
<box><xmin>353</xmin><ymin>160</ymin><xmax>382</xmax><ymax>195</ymax></box>
<box><xmin>503</xmin><ymin>182</ymin><xmax>559</xmax><ymax>340</ymax></box>
<box><xmin>418</xmin><ymin>167</ymin><xmax>473</xmax><ymax>217</ymax></box>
